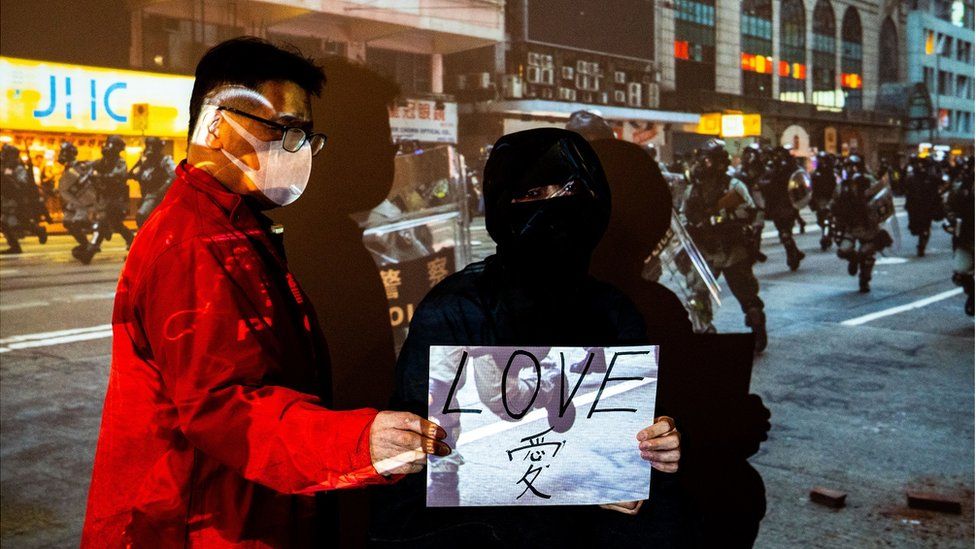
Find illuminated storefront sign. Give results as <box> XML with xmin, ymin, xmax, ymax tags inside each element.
<box><xmin>777</xmin><ymin>61</ymin><xmax>806</xmax><ymax>80</ymax></box>
<box><xmin>674</xmin><ymin>40</ymin><xmax>690</xmax><ymax>60</ymax></box>
<box><xmin>388</xmin><ymin>98</ymin><xmax>458</xmax><ymax>143</ymax></box>
<box><xmin>841</xmin><ymin>72</ymin><xmax>862</xmax><ymax>89</ymax></box>
<box><xmin>696</xmin><ymin>112</ymin><xmax>762</xmax><ymax>138</ymax></box>
<box><xmin>0</xmin><ymin>57</ymin><xmax>193</xmax><ymax>137</ymax></box>
<box><xmin>740</xmin><ymin>53</ymin><xmax>773</xmax><ymax>74</ymax></box>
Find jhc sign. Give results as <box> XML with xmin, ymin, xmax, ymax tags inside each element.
<box><xmin>0</xmin><ymin>57</ymin><xmax>193</xmax><ymax>137</ymax></box>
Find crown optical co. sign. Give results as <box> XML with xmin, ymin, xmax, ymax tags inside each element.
<box><xmin>0</xmin><ymin>57</ymin><xmax>194</xmax><ymax>137</ymax></box>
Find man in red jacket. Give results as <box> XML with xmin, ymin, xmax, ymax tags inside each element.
<box><xmin>82</xmin><ymin>37</ymin><xmax>448</xmax><ymax>547</ymax></box>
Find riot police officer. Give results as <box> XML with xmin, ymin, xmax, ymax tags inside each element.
<box><xmin>831</xmin><ymin>155</ymin><xmax>893</xmax><ymax>293</ymax></box>
<box><xmin>684</xmin><ymin>139</ymin><xmax>767</xmax><ymax>352</ymax></box>
<box><xmin>1</xmin><ymin>144</ymin><xmax>48</xmax><ymax>254</ymax></box>
<box><xmin>903</xmin><ymin>153</ymin><xmax>944</xmax><ymax>257</ymax></box>
<box><xmin>73</xmin><ymin>135</ymin><xmax>134</xmax><ymax>264</ymax></box>
<box><xmin>810</xmin><ymin>151</ymin><xmax>838</xmax><ymax>251</ymax></box>
<box><xmin>57</xmin><ymin>141</ymin><xmax>96</xmax><ymax>249</ymax></box>
<box><xmin>944</xmin><ymin>156</ymin><xmax>974</xmax><ymax>315</ymax></box>
<box><xmin>735</xmin><ymin>143</ymin><xmax>768</xmax><ymax>262</ymax></box>
<box><xmin>129</xmin><ymin>137</ymin><xmax>176</xmax><ymax>227</ymax></box>
<box><xmin>759</xmin><ymin>145</ymin><xmax>806</xmax><ymax>271</ymax></box>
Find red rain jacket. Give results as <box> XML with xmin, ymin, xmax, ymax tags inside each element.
<box><xmin>82</xmin><ymin>162</ymin><xmax>390</xmax><ymax>547</ymax></box>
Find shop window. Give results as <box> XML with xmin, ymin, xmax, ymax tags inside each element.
<box><xmin>878</xmin><ymin>17</ymin><xmax>899</xmax><ymax>84</ymax></box>
<box><xmin>674</xmin><ymin>0</ymin><xmax>717</xmax><ymax>92</ymax></box>
<box><xmin>812</xmin><ymin>0</ymin><xmax>838</xmax><ymax>109</ymax></box>
<box><xmin>780</xmin><ymin>0</ymin><xmax>807</xmax><ymax>102</ymax></box>
<box><xmin>841</xmin><ymin>7</ymin><xmax>863</xmax><ymax>111</ymax></box>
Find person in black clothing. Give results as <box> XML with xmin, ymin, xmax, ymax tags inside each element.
<box><xmin>58</xmin><ymin>141</ymin><xmax>96</xmax><ymax>249</ymax></box>
<box><xmin>810</xmin><ymin>151</ymin><xmax>838</xmax><ymax>251</ymax></box>
<box><xmin>684</xmin><ymin>140</ymin><xmax>767</xmax><ymax>352</ymax></box>
<box><xmin>903</xmin><ymin>154</ymin><xmax>944</xmax><ymax>257</ymax></box>
<box><xmin>944</xmin><ymin>156</ymin><xmax>974</xmax><ymax>315</ymax></box>
<box><xmin>590</xmin><ymin>138</ymin><xmax>770</xmax><ymax>548</ymax></box>
<box><xmin>758</xmin><ymin>146</ymin><xmax>805</xmax><ymax>271</ymax></box>
<box><xmin>1</xmin><ymin>144</ymin><xmax>48</xmax><ymax>254</ymax></box>
<box><xmin>73</xmin><ymin>135</ymin><xmax>133</xmax><ymax>264</ymax></box>
<box><xmin>369</xmin><ymin>128</ymin><xmax>684</xmax><ymax>548</ymax></box>
<box><xmin>130</xmin><ymin>137</ymin><xmax>177</xmax><ymax>227</ymax></box>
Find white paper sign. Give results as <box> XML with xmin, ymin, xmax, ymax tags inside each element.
<box><xmin>426</xmin><ymin>345</ymin><xmax>659</xmax><ymax>507</ymax></box>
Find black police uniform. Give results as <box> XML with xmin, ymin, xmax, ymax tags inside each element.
<box><xmin>810</xmin><ymin>152</ymin><xmax>838</xmax><ymax>251</ymax></box>
<box><xmin>684</xmin><ymin>140</ymin><xmax>767</xmax><ymax>352</ymax></box>
<box><xmin>73</xmin><ymin>136</ymin><xmax>134</xmax><ymax>264</ymax></box>
<box><xmin>758</xmin><ymin>147</ymin><xmax>805</xmax><ymax>271</ymax></box>
<box><xmin>904</xmin><ymin>155</ymin><xmax>944</xmax><ymax>257</ymax></box>
<box><xmin>130</xmin><ymin>139</ymin><xmax>177</xmax><ymax>227</ymax></box>
<box><xmin>831</xmin><ymin>158</ymin><xmax>892</xmax><ymax>293</ymax></box>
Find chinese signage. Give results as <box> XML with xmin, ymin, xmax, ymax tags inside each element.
<box><xmin>697</xmin><ymin>112</ymin><xmax>762</xmax><ymax>138</ymax></box>
<box><xmin>0</xmin><ymin>56</ymin><xmax>193</xmax><ymax>137</ymax></box>
<box><xmin>427</xmin><ymin>345</ymin><xmax>658</xmax><ymax>507</ymax></box>
<box><xmin>388</xmin><ymin>98</ymin><xmax>458</xmax><ymax>143</ymax></box>
<box><xmin>379</xmin><ymin>248</ymin><xmax>456</xmax><ymax>349</ymax></box>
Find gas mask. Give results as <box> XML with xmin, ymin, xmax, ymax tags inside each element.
<box><xmin>220</xmin><ymin>112</ymin><xmax>312</xmax><ymax>206</ymax></box>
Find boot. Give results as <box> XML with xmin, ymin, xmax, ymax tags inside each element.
<box><xmin>745</xmin><ymin>308</ymin><xmax>767</xmax><ymax>354</ymax></box>
<box><xmin>820</xmin><ymin>235</ymin><xmax>831</xmax><ymax>251</ymax></box>
<box><xmin>964</xmin><ymin>276</ymin><xmax>975</xmax><ymax>316</ymax></box>
<box><xmin>1</xmin><ymin>244</ymin><xmax>22</xmax><ymax>254</ymax></box>
<box><xmin>858</xmin><ymin>258</ymin><xmax>874</xmax><ymax>293</ymax></box>
<box><xmin>916</xmin><ymin>233</ymin><xmax>929</xmax><ymax>257</ymax></box>
<box><xmin>847</xmin><ymin>259</ymin><xmax>859</xmax><ymax>276</ymax></box>
<box><xmin>786</xmin><ymin>242</ymin><xmax>805</xmax><ymax>272</ymax></box>
<box><xmin>35</xmin><ymin>224</ymin><xmax>47</xmax><ymax>245</ymax></box>
<box><xmin>72</xmin><ymin>243</ymin><xmax>99</xmax><ymax>265</ymax></box>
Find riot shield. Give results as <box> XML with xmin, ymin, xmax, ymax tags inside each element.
<box><xmin>867</xmin><ymin>179</ymin><xmax>902</xmax><ymax>251</ymax></box>
<box><xmin>355</xmin><ymin>145</ymin><xmax>472</xmax><ymax>353</ymax></box>
<box><xmin>788</xmin><ymin>169</ymin><xmax>813</xmax><ymax>210</ymax></box>
<box><xmin>642</xmin><ymin>209</ymin><xmax>722</xmax><ymax>333</ymax></box>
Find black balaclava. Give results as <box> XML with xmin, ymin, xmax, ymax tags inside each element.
<box><xmin>483</xmin><ymin>128</ymin><xmax>610</xmax><ymax>288</ymax></box>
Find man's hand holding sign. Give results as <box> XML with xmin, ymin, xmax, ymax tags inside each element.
<box><xmin>426</xmin><ymin>345</ymin><xmax>680</xmax><ymax>509</ymax></box>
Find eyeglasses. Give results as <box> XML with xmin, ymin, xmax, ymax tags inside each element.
<box><xmin>217</xmin><ymin>106</ymin><xmax>327</xmax><ymax>156</ymax></box>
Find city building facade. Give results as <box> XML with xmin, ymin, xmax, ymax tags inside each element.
<box><xmin>658</xmin><ymin>0</ymin><xmax>947</xmax><ymax>165</ymax></box>
<box><xmin>904</xmin><ymin>0</ymin><xmax>975</xmax><ymax>153</ymax></box>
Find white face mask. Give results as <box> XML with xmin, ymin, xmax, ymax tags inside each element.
<box><xmin>220</xmin><ymin>112</ymin><xmax>312</xmax><ymax>206</ymax></box>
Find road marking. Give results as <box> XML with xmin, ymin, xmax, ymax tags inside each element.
<box><xmin>875</xmin><ymin>257</ymin><xmax>908</xmax><ymax>265</ymax></box>
<box><xmin>454</xmin><ymin>376</ymin><xmax>656</xmax><ymax>446</ymax></box>
<box><xmin>0</xmin><ymin>324</ymin><xmax>113</xmax><ymax>353</ymax></box>
<box><xmin>840</xmin><ymin>288</ymin><xmax>964</xmax><ymax>326</ymax></box>
<box><xmin>0</xmin><ymin>292</ymin><xmax>117</xmax><ymax>312</ymax></box>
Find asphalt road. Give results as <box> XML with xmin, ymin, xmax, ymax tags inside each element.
<box><xmin>1</xmin><ymin>203</ymin><xmax>973</xmax><ymax>547</ymax></box>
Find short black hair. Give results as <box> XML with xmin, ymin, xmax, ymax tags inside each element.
<box><xmin>187</xmin><ymin>36</ymin><xmax>326</xmax><ymax>140</ymax></box>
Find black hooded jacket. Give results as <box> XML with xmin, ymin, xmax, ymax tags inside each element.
<box><xmin>369</xmin><ymin>129</ymin><xmax>685</xmax><ymax>547</ymax></box>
